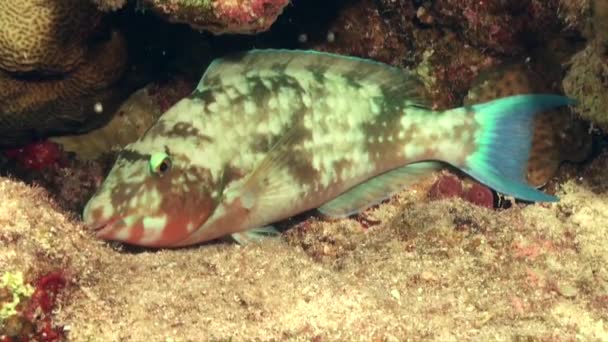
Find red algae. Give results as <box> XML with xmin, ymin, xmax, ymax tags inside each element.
<box><xmin>3</xmin><ymin>141</ymin><xmax>63</xmax><ymax>171</ymax></box>
<box><xmin>429</xmin><ymin>174</ymin><xmax>463</xmax><ymax>200</ymax></box>
<box><xmin>429</xmin><ymin>174</ymin><xmax>496</xmax><ymax>209</ymax></box>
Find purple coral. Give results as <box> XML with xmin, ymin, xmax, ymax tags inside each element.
<box><xmin>429</xmin><ymin>175</ymin><xmax>496</xmax><ymax>209</ymax></box>
<box><xmin>429</xmin><ymin>174</ymin><xmax>463</xmax><ymax>200</ymax></box>
<box><xmin>464</xmin><ymin>182</ymin><xmax>495</xmax><ymax>209</ymax></box>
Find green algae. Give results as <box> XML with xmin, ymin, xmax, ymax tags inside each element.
<box><xmin>0</xmin><ymin>271</ymin><xmax>33</xmax><ymax>323</ymax></box>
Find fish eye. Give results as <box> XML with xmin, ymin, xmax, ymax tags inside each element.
<box><xmin>149</xmin><ymin>152</ymin><xmax>172</xmax><ymax>175</ymax></box>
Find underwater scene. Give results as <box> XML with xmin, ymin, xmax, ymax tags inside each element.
<box><xmin>1</xmin><ymin>0</ymin><xmax>608</xmax><ymax>340</ymax></box>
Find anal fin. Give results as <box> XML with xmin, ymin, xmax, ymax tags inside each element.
<box><xmin>318</xmin><ymin>161</ymin><xmax>443</xmax><ymax>218</ymax></box>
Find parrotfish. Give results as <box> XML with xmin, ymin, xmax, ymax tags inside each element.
<box><xmin>82</xmin><ymin>49</ymin><xmax>574</xmax><ymax>248</ymax></box>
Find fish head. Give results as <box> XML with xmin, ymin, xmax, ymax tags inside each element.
<box><xmin>83</xmin><ymin>138</ymin><xmax>217</xmax><ymax>248</ymax></box>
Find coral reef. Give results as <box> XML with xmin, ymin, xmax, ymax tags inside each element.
<box><xmin>559</xmin><ymin>0</ymin><xmax>593</xmax><ymax>36</ymax></box>
<box><xmin>0</xmin><ymin>0</ymin><xmax>606</xmax><ymax>340</ymax></box>
<box><xmin>134</xmin><ymin>0</ymin><xmax>290</xmax><ymax>34</ymax></box>
<box><xmin>1</xmin><ymin>142</ymin><xmax>107</xmax><ymax>213</ymax></box>
<box><xmin>0</xmin><ymin>0</ymin><xmax>141</xmax><ymax>147</ymax></box>
<box><xmin>0</xmin><ymin>0</ymin><xmax>101</xmax><ymax>74</ymax></box>
<box><xmin>298</xmin><ymin>0</ymin><xmax>409</xmax><ymax>66</ymax></box>
<box><xmin>594</xmin><ymin>0</ymin><xmax>608</xmax><ymax>53</ymax></box>
<box><xmin>562</xmin><ymin>0</ymin><xmax>608</xmax><ymax>131</ymax></box>
<box><xmin>430</xmin><ymin>0</ymin><xmax>562</xmax><ymax>55</ymax></box>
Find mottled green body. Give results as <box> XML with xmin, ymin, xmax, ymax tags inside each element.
<box><xmin>83</xmin><ymin>50</ymin><xmax>566</xmax><ymax>247</ymax></box>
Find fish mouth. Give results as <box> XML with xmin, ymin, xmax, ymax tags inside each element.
<box><xmin>88</xmin><ymin>216</ymin><xmax>123</xmax><ymax>236</ymax></box>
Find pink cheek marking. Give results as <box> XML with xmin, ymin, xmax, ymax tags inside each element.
<box><xmin>158</xmin><ymin>214</ymin><xmax>198</xmax><ymax>246</ymax></box>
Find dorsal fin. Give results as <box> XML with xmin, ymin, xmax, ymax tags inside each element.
<box><xmin>198</xmin><ymin>49</ymin><xmax>432</xmax><ymax>108</ymax></box>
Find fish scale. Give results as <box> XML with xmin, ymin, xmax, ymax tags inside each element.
<box><xmin>83</xmin><ymin>49</ymin><xmax>574</xmax><ymax>248</ymax></box>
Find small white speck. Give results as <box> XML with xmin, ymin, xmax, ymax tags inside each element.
<box><xmin>327</xmin><ymin>31</ymin><xmax>335</xmax><ymax>43</ymax></box>
<box><xmin>94</xmin><ymin>102</ymin><xmax>103</xmax><ymax>114</ymax></box>
<box><xmin>298</xmin><ymin>33</ymin><xmax>308</xmax><ymax>43</ymax></box>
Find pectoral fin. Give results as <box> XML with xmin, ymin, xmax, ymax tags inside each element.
<box><xmin>318</xmin><ymin>161</ymin><xmax>443</xmax><ymax>218</ymax></box>
<box><xmin>235</xmin><ymin>124</ymin><xmax>309</xmax><ymax>216</ymax></box>
<box><xmin>231</xmin><ymin>226</ymin><xmax>280</xmax><ymax>245</ymax></box>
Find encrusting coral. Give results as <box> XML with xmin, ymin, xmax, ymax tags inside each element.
<box><xmin>93</xmin><ymin>0</ymin><xmax>290</xmax><ymax>34</ymax></box>
<box><xmin>422</xmin><ymin>0</ymin><xmax>562</xmax><ymax>55</ymax></box>
<box><xmin>561</xmin><ymin>0</ymin><xmax>608</xmax><ymax>131</ymax></box>
<box><xmin>0</xmin><ymin>0</ymin><xmax>140</xmax><ymax>147</ymax></box>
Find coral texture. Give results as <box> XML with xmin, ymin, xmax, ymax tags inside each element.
<box><xmin>138</xmin><ymin>0</ymin><xmax>289</xmax><ymax>34</ymax></box>
<box><xmin>560</xmin><ymin>0</ymin><xmax>608</xmax><ymax>131</ymax></box>
<box><xmin>0</xmin><ymin>0</ymin><xmax>101</xmax><ymax>75</ymax></box>
<box><xmin>302</xmin><ymin>0</ymin><xmax>409</xmax><ymax>66</ymax></box>
<box><xmin>431</xmin><ymin>0</ymin><xmax>562</xmax><ymax>55</ymax></box>
<box><xmin>92</xmin><ymin>0</ymin><xmax>128</xmax><ymax>11</ymax></box>
<box><xmin>51</xmin><ymin>77</ymin><xmax>195</xmax><ymax>161</ymax></box>
<box><xmin>0</xmin><ymin>0</ymin><xmax>140</xmax><ymax>147</ymax></box>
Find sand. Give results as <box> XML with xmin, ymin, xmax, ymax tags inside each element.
<box><xmin>1</xmin><ymin>157</ymin><xmax>607</xmax><ymax>340</ymax></box>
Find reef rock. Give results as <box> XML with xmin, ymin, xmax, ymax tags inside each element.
<box><xmin>429</xmin><ymin>0</ymin><xmax>562</xmax><ymax>55</ymax></box>
<box><xmin>136</xmin><ymin>0</ymin><xmax>290</xmax><ymax>35</ymax></box>
<box><xmin>562</xmin><ymin>0</ymin><xmax>608</xmax><ymax>131</ymax></box>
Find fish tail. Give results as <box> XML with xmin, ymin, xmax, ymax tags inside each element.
<box><xmin>461</xmin><ymin>94</ymin><xmax>576</xmax><ymax>202</ymax></box>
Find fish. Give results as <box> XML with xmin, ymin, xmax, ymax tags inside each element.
<box><xmin>82</xmin><ymin>49</ymin><xmax>575</xmax><ymax>248</ymax></box>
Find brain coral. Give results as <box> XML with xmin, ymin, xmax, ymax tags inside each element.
<box><xmin>0</xmin><ymin>0</ymin><xmax>102</xmax><ymax>74</ymax></box>
<box><xmin>0</xmin><ymin>0</ymin><xmax>139</xmax><ymax>147</ymax></box>
<box><xmin>0</xmin><ymin>31</ymin><xmax>132</xmax><ymax>147</ymax></box>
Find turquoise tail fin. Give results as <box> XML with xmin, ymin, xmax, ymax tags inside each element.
<box><xmin>462</xmin><ymin>94</ymin><xmax>576</xmax><ymax>202</ymax></box>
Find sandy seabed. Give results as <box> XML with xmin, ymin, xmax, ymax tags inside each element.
<box><xmin>1</xmin><ymin>154</ymin><xmax>608</xmax><ymax>341</ymax></box>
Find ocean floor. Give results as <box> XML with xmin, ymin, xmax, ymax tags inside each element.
<box><xmin>1</xmin><ymin>152</ymin><xmax>607</xmax><ymax>341</ymax></box>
